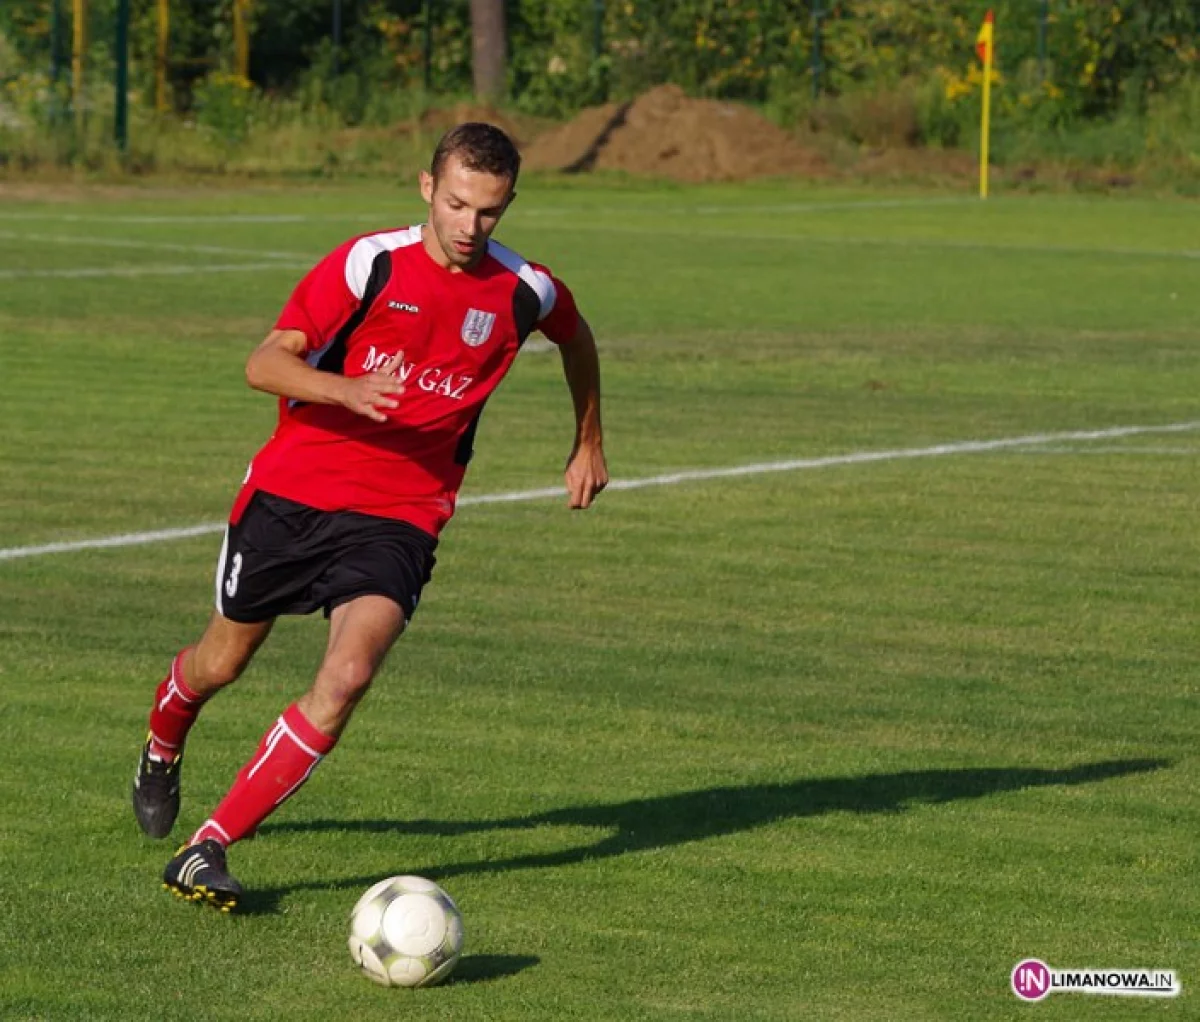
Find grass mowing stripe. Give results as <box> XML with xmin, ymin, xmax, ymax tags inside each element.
<box><xmin>0</xmin><ymin>261</ymin><xmax>310</xmax><ymax>280</ymax></box>
<box><xmin>3</xmin><ymin>419</ymin><xmax>1196</xmax><ymax>562</ymax></box>
<box><xmin>521</xmin><ymin>197</ymin><xmax>980</xmax><ymax>216</ymax></box>
<box><xmin>557</xmin><ymin>221</ymin><xmax>1200</xmax><ymax>261</ymax></box>
<box><xmin>0</xmin><ymin>212</ymin><xmax>319</xmax><ymax>223</ymax></box>
<box><xmin>0</xmin><ymin>229</ymin><xmax>309</xmax><ymax>261</ymax></box>
<box><xmin>0</xmin><ymin>197</ymin><xmax>972</xmax><ymax>224</ymax></box>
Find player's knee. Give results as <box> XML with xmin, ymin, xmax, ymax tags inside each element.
<box><xmin>191</xmin><ymin>647</ymin><xmax>250</xmax><ymax>689</ymax></box>
<box><xmin>316</xmin><ymin>657</ymin><xmax>375</xmax><ymax>712</ymax></box>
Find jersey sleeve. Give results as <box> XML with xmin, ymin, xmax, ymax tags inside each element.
<box><xmin>534</xmin><ymin>267</ymin><xmax>580</xmax><ymax>345</ymax></box>
<box><xmin>274</xmin><ymin>237</ymin><xmax>363</xmax><ymax>353</ymax></box>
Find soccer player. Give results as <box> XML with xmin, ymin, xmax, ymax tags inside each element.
<box><xmin>132</xmin><ymin>123</ymin><xmax>608</xmax><ymax>910</ymax></box>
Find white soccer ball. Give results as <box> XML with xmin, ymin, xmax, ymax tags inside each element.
<box><xmin>348</xmin><ymin>875</ymin><xmax>465</xmax><ymax>988</ymax></box>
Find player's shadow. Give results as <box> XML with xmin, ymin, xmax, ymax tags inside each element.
<box><xmin>244</xmin><ymin>758</ymin><xmax>1165</xmax><ymax>915</ymax></box>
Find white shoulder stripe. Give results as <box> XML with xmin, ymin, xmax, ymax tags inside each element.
<box><xmin>486</xmin><ymin>239</ymin><xmax>557</xmax><ymax>320</ymax></box>
<box><xmin>344</xmin><ymin>226</ymin><xmax>422</xmax><ymax>299</ymax></box>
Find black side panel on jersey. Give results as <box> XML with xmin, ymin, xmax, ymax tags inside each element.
<box><xmin>512</xmin><ymin>279</ymin><xmax>542</xmax><ymax>345</ymax></box>
<box><xmin>312</xmin><ymin>249</ymin><xmax>394</xmax><ymax>375</ymax></box>
<box><xmin>454</xmin><ymin>410</ymin><xmax>482</xmax><ymax>466</ymax></box>
<box><xmin>463</xmin><ymin>278</ymin><xmax>542</xmax><ymax>462</ymax></box>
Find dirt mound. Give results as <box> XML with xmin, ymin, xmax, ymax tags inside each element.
<box><xmin>523</xmin><ymin>84</ymin><xmax>826</xmax><ymax>182</ymax></box>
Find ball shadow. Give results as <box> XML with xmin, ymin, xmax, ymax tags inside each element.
<box><xmin>449</xmin><ymin>954</ymin><xmax>540</xmax><ymax>985</ymax></box>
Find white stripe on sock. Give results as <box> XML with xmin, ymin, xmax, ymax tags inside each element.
<box><xmin>246</xmin><ymin>721</ymin><xmax>286</xmax><ymax>781</ymax></box>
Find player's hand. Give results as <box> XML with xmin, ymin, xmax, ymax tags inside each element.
<box><xmin>340</xmin><ymin>350</ymin><xmax>406</xmax><ymax>423</ymax></box>
<box><xmin>565</xmin><ymin>440</ymin><xmax>608</xmax><ymax>509</ymax></box>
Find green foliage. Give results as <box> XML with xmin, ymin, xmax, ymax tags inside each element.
<box><xmin>0</xmin><ymin>0</ymin><xmax>54</xmax><ymax>65</ymax></box>
<box><xmin>0</xmin><ymin>0</ymin><xmax>1197</xmax><ymax>181</ymax></box>
<box><xmin>509</xmin><ymin>0</ymin><xmax>607</xmax><ymax>117</ymax></box>
<box><xmin>2</xmin><ymin>0</ymin><xmax>1197</xmax><ymax>120</ymax></box>
<box><xmin>598</xmin><ymin>0</ymin><xmax>805</xmax><ymax>101</ymax></box>
<box><xmin>192</xmin><ymin>69</ymin><xmax>255</xmax><ymax>144</ymax></box>
<box><xmin>1055</xmin><ymin>0</ymin><xmax>1199</xmax><ymax>116</ymax></box>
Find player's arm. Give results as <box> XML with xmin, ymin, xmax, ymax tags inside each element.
<box><xmin>557</xmin><ymin>314</ymin><xmax>608</xmax><ymax>510</ymax></box>
<box><xmin>245</xmin><ymin>330</ymin><xmax>404</xmax><ymax>424</ymax></box>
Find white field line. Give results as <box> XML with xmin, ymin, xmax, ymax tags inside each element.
<box><xmin>3</xmin><ymin>220</ymin><xmax>1195</xmax><ymax>268</ymax></box>
<box><xmin>0</xmin><ymin>230</ymin><xmax>308</xmax><ymax>261</ymax></box>
<box><xmin>2</xmin><ymin>420</ymin><xmax>1197</xmax><ymax>563</ymax></box>
<box><xmin>1016</xmin><ymin>444</ymin><xmax>1200</xmax><ymax>455</ymax></box>
<box><xmin>0</xmin><ymin>261</ymin><xmax>308</xmax><ymax>280</ymax></box>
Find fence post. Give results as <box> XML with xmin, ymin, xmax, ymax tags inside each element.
<box><xmin>156</xmin><ymin>0</ymin><xmax>170</xmax><ymax>112</ymax></box>
<box><xmin>72</xmin><ymin>0</ymin><xmax>87</xmax><ymax>132</ymax></box>
<box><xmin>50</xmin><ymin>0</ymin><xmax>65</xmax><ymax>84</ymax></box>
<box><xmin>423</xmin><ymin>0</ymin><xmax>433</xmax><ymax>91</ymax></box>
<box><xmin>114</xmin><ymin>0</ymin><xmax>130</xmax><ymax>151</ymax></box>
<box><xmin>1038</xmin><ymin>0</ymin><xmax>1048</xmax><ymax>82</ymax></box>
<box><xmin>332</xmin><ymin>0</ymin><xmax>342</xmax><ymax>78</ymax></box>
<box><xmin>811</xmin><ymin>2</ymin><xmax>824</xmax><ymax>100</ymax></box>
<box><xmin>592</xmin><ymin>0</ymin><xmax>604</xmax><ymax>62</ymax></box>
<box><xmin>48</xmin><ymin>0</ymin><xmax>65</xmax><ymax>124</ymax></box>
<box><xmin>234</xmin><ymin>0</ymin><xmax>250</xmax><ymax>80</ymax></box>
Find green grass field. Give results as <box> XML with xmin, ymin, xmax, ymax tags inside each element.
<box><xmin>0</xmin><ymin>178</ymin><xmax>1196</xmax><ymax>1020</ymax></box>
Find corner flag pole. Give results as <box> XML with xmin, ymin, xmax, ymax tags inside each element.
<box><xmin>977</xmin><ymin>10</ymin><xmax>995</xmax><ymax>199</ymax></box>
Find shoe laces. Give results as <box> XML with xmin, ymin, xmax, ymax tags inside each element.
<box><xmin>197</xmin><ymin>839</ymin><xmax>228</xmax><ymax>869</ymax></box>
<box><xmin>140</xmin><ymin>749</ymin><xmax>180</xmax><ymax>789</ymax></box>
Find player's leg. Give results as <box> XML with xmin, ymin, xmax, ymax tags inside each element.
<box><xmin>133</xmin><ymin>613</ymin><xmax>273</xmax><ymax>839</ymax></box>
<box><xmin>162</xmin><ymin>507</ymin><xmax>434</xmax><ymax>910</ymax></box>
<box><xmin>135</xmin><ymin>491</ymin><xmax>294</xmax><ymax>841</ymax></box>
<box><xmin>148</xmin><ymin>612</ymin><xmax>275</xmax><ymax>760</ymax></box>
<box><xmin>189</xmin><ymin>595</ymin><xmax>404</xmax><ymax>846</ymax></box>
<box><xmin>299</xmin><ymin>593</ymin><xmax>406</xmax><ymax>736</ymax></box>
<box><xmin>167</xmin><ymin>596</ymin><xmax>406</xmax><ymax>910</ymax></box>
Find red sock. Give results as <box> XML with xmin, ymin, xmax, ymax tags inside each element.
<box><xmin>191</xmin><ymin>703</ymin><xmax>336</xmax><ymax>848</ymax></box>
<box><xmin>147</xmin><ymin>648</ymin><xmax>206</xmax><ymax>762</ymax></box>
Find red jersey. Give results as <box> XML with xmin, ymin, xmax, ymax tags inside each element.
<box><xmin>232</xmin><ymin>226</ymin><xmax>580</xmax><ymax>537</ymax></box>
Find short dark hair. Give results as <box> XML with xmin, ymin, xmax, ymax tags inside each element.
<box><xmin>431</xmin><ymin>122</ymin><xmax>521</xmax><ymax>185</ymax></box>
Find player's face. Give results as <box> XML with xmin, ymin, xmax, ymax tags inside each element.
<box><xmin>420</xmin><ymin>156</ymin><xmax>515</xmax><ymax>270</ymax></box>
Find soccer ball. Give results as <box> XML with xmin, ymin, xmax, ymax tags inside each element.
<box><xmin>348</xmin><ymin>875</ymin><xmax>464</xmax><ymax>988</ymax></box>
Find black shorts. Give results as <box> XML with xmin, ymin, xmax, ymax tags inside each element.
<box><xmin>214</xmin><ymin>491</ymin><xmax>438</xmax><ymax>624</ymax></box>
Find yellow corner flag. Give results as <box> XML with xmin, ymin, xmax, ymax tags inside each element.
<box><xmin>976</xmin><ymin>10</ymin><xmax>995</xmax><ymax>198</ymax></box>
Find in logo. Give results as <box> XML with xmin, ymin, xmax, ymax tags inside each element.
<box><xmin>1012</xmin><ymin>959</ymin><xmax>1179</xmax><ymax>1001</ymax></box>
<box><xmin>1012</xmin><ymin>960</ymin><xmax>1052</xmax><ymax>1002</ymax></box>
<box><xmin>461</xmin><ymin>308</ymin><xmax>496</xmax><ymax>347</ymax></box>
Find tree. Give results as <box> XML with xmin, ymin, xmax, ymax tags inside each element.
<box><xmin>470</xmin><ymin>0</ymin><xmax>505</xmax><ymax>102</ymax></box>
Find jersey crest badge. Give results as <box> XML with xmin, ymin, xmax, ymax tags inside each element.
<box><xmin>461</xmin><ymin>308</ymin><xmax>496</xmax><ymax>347</ymax></box>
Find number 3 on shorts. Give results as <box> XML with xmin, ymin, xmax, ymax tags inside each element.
<box><xmin>224</xmin><ymin>552</ymin><xmax>243</xmax><ymax>599</ymax></box>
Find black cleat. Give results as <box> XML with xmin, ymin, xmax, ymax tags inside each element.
<box><xmin>162</xmin><ymin>839</ymin><xmax>243</xmax><ymax>912</ymax></box>
<box><xmin>132</xmin><ymin>736</ymin><xmax>182</xmax><ymax>839</ymax></box>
